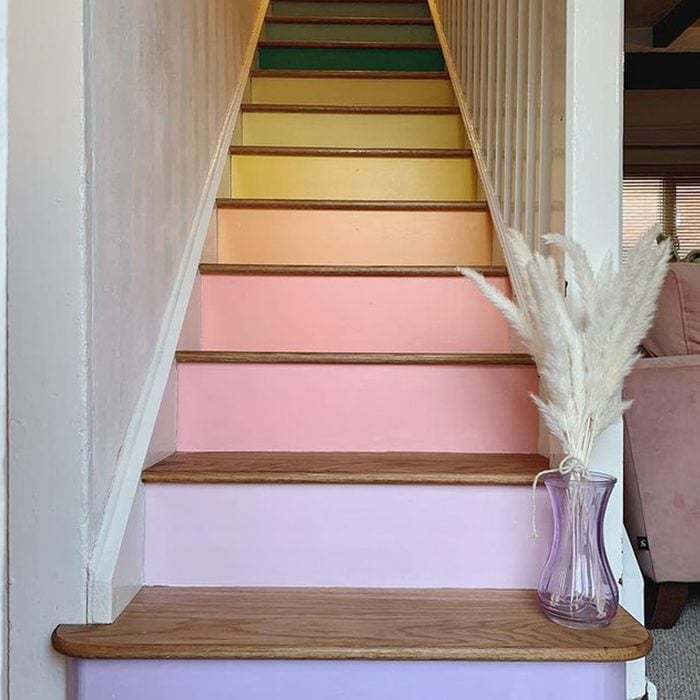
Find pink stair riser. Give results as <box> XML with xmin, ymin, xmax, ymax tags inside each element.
<box><xmin>200</xmin><ymin>275</ymin><xmax>512</xmax><ymax>353</ymax></box>
<box><xmin>176</xmin><ymin>363</ymin><xmax>539</xmax><ymax>452</ymax></box>
<box><xmin>145</xmin><ymin>483</ymin><xmax>552</xmax><ymax>588</ymax></box>
<box><xmin>69</xmin><ymin>659</ymin><xmax>626</xmax><ymax>700</ymax></box>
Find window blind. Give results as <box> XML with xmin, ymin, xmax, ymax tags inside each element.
<box><xmin>623</xmin><ymin>176</ymin><xmax>700</xmax><ymax>260</ymax></box>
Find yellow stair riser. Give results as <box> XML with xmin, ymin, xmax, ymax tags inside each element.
<box><xmin>230</xmin><ymin>155</ymin><xmax>477</xmax><ymax>201</ymax></box>
<box><xmin>241</xmin><ymin>112</ymin><xmax>467</xmax><ymax>149</ymax></box>
<box><xmin>218</xmin><ymin>208</ymin><xmax>494</xmax><ymax>266</ymax></box>
<box><xmin>250</xmin><ymin>77</ymin><xmax>457</xmax><ymax>107</ymax></box>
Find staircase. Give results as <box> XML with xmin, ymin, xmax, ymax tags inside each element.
<box><xmin>53</xmin><ymin>2</ymin><xmax>650</xmax><ymax>698</ymax></box>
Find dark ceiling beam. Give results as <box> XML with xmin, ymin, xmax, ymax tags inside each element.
<box><xmin>652</xmin><ymin>0</ymin><xmax>700</xmax><ymax>47</ymax></box>
<box><xmin>625</xmin><ymin>52</ymin><xmax>700</xmax><ymax>89</ymax></box>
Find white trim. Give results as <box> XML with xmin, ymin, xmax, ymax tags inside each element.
<box><xmin>87</xmin><ymin>0</ymin><xmax>270</xmax><ymax>623</ymax></box>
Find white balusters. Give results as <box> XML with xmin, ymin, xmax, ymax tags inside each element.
<box><xmin>432</xmin><ymin>0</ymin><xmax>563</xmax><ymax>254</ymax></box>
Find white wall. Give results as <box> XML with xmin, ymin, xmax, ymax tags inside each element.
<box><xmin>86</xmin><ymin>0</ymin><xmax>262</xmax><ymax>543</ymax></box>
<box><xmin>8</xmin><ymin>2</ymin><xmax>91</xmax><ymax>699</ymax></box>
<box><xmin>85</xmin><ymin>0</ymin><xmax>267</xmax><ymax>621</ymax></box>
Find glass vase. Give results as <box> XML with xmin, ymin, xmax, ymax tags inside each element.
<box><xmin>538</xmin><ymin>471</ymin><xmax>619</xmax><ymax>629</ymax></box>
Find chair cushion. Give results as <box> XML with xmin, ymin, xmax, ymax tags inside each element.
<box><xmin>643</xmin><ymin>263</ymin><xmax>700</xmax><ymax>357</ymax></box>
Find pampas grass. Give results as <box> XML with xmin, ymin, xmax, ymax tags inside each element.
<box><xmin>461</xmin><ymin>226</ymin><xmax>669</xmax><ymax>478</ymax></box>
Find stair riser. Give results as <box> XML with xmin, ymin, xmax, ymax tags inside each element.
<box><xmin>270</xmin><ymin>2</ymin><xmax>431</xmax><ymax>18</ymax></box>
<box><xmin>240</xmin><ymin>112</ymin><xmax>466</xmax><ymax>149</ymax></box>
<box><xmin>146</xmin><ymin>484</ymin><xmax>551</xmax><ymax>587</ymax></box>
<box><xmin>217</xmin><ymin>208</ymin><xmax>493</xmax><ymax>266</ymax></box>
<box><xmin>177</xmin><ymin>364</ymin><xmax>539</xmax><ymax>452</ymax></box>
<box><xmin>250</xmin><ymin>76</ymin><xmax>456</xmax><ymax>107</ymax></box>
<box><xmin>263</xmin><ymin>22</ymin><xmax>437</xmax><ymax>43</ymax></box>
<box><xmin>71</xmin><ymin>660</ymin><xmax>626</xmax><ymax>700</ymax></box>
<box><xmin>230</xmin><ymin>155</ymin><xmax>477</xmax><ymax>201</ymax></box>
<box><xmin>200</xmin><ymin>276</ymin><xmax>511</xmax><ymax>353</ymax></box>
<box><xmin>258</xmin><ymin>46</ymin><xmax>444</xmax><ymax>72</ymax></box>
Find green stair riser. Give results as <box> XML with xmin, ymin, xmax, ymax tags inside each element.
<box><xmin>264</xmin><ymin>22</ymin><xmax>437</xmax><ymax>43</ymax></box>
<box><xmin>258</xmin><ymin>46</ymin><xmax>445</xmax><ymax>72</ymax></box>
<box><xmin>270</xmin><ymin>2</ymin><xmax>431</xmax><ymax>19</ymax></box>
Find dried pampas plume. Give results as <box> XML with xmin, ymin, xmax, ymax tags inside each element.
<box><xmin>460</xmin><ymin>226</ymin><xmax>669</xmax><ymax>481</ymax></box>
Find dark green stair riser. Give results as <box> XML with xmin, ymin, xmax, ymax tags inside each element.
<box><xmin>263</xmin><ymin>23</ymin><xmax>438</xmax><ymax>43</ymax></box>
<box><xmin>258</xmin><ymin>46</ymin><xmax>445</xmax><ymax>72</ymax></box>
<box><xmin>270</xmin><ymin>2</ymin><xmax>431</xmax><ymax>19</ymax></box>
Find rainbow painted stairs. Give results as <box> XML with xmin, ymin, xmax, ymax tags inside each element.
<box><xmin>54</xmin><ymin>2</ymin><xmax>650</xmax><ymax>698</ymax></box>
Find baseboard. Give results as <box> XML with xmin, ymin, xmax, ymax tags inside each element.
<box><xmin>86</xmin><ymin>0</ymin><xmax>271</xmax><ymax>623</ymax></box>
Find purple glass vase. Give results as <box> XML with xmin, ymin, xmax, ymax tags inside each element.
<box><xmin>538</xmin><ymin>472</ymin><xmax>619</xmax><ymax>629</ymax></box>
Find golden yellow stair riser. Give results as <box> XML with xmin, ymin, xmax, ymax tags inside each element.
<box><xmin>230</xmin><ymin>154</ymin><xmax>477</xmax><ymax>201</ymax></box>
<box><xmin>250</xmin><ymin>76</ymin><xmax>457</xmax><ymax>107</ymax></box>
<box><xmin>241</xmin><ymin>112</ymin><xmax>467</xmax><ymax>149</ymax></box>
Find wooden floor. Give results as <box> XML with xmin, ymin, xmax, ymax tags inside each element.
<box><xmin>143</xmin><ymin>451</ymin><xmax>549</xmax><ymax>485</ymax></box>
<box><xmin>53</xmin><ymin>587</ymin><xmax>652</xmax><ymax>662</ymax></box>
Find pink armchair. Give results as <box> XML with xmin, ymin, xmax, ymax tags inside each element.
<box><xmin>623</xmin><ymin>263</ymin><xmax>700</xmax><ymax>628</ymax></box>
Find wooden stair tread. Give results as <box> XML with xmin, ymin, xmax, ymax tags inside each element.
<box><xmin>229</xmin><ymin>146</ymin><xmax>472</xmax><ymax>158</ymax></box>
<box><xmin>250</xmin><ymin>69</ymin><xmax>449</xmax><ymax>79</ymax></box>
<box><xmin>175</xmin><ymin>351</ymin><xmax>535</xmax><ymax>365</ymax></box>
<box><xmin>265</xmin><ymin>16</ymin><xmax>434</xmax><ymax>25</ymax></box>
<box><xmin>53</xmin><ymin>586</ymin><xmax>651</xmax><ymax>661</ymax></box>
<box><xmin>143</xmin><ymin>452</ymin><xmax>549</xmax><ymax>485</ymax></box>
<box><xmin>198</xmin><ymin>263</ymin><xmax>507</xmax><ymax>277</ymax></box>
<box><xmin>240</xmin><ymin>103</ymin><xmax>459</xmax><ymax>114</ymax></box>
<box><xmin>258</xmin><ymin>40</ymin><xmax>440</xmax><ymax>49</ymax></box>
<box><xmin>216</xmin><ymin>198</ymin><xmax>487</xmax><ymax>211</ymax></box>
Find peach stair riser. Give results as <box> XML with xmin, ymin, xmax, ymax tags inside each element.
<box><xmin>200</xmin><ymin>275</ymin><xmax>512</xmax><ymax>353</ymax></box>
<box><xmin>176</xmin><ymin>363</ymin><xmax>539</xmax><ymax>452</ymax></box>
<box><xmin>145</xmin><ymin>483</ymin><xmax>552</xmax><ymax>588</ymax></box>
<box><xmin>250</xmin><ymin>75</ymin><xmax>457</xmax><ymax>107</ymax></box>
<box><xmin>229</xmin><ymin>153</ymin><xmax>477</xmax><ymax>201</ymax></box>
<box><xmin>239</xmin><ymin>111</ymin><xmax>467</xmax><ymax>149</ymax></box>
<box><xmin>217</xmin><ymin>207</ymin><xmax>493</xmax><ymax>265</ymax></box>
<box><xmin>68</xmin><ymin>659</ymin><xmax>627</xmax><ymax>700</ymax></box>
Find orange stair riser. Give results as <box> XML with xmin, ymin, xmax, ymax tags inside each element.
<box><xmin>217</xmin><ymin>207</ymin><xmax>493</xmax><ymax>266</ymax></box>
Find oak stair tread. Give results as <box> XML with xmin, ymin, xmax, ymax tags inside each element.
<box><xmin>258</xmin><ymin>40</ymin><xmax>440</xmax><ymax>49</ymax></box>
<box><xmin>265</xmin><ymin>16</ymin><xmax>435</xmax><ymax>25</ymax></box>
<box><xmin>250</xmin><ymin>69</ymin><xmax>449</xmax><ymax>79</ymax></box>
<box><xmin>216</xmin><ymin>198</ymin><xmax>488</xmax><ymax>211</ymax></box>
<box><xmin>198</xmin><ymin>263</ymin><xmax>507</xmax><ymax>277</ymax></box>
<box><xmin>52</xmin><ymin>586</ymin><xmax>651</xmax><ymax>662</ymax></box>
<box><xmin>229</xmin><ymin>146</ymin><xmax>472</xmax><ymax>158</ymax></box>
<box><xmin>240</xmin><ymin>103</ymin><xmax>460</xmax><ymax>114</ymax></box>
<box><xmin>175</xmin><ymin>351</ymin><xmax>535</xmax><ymax>365</ymax></box>
<box><xmin>143</xmin><ymin>452</ymin><xmax>549</xmax><ymax>485</ymax></box>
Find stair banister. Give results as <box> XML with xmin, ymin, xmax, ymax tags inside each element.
<box><xmin>431</xmin><ymin>2</ymin><xmax>645</xmax><ymax>699</ymax></box>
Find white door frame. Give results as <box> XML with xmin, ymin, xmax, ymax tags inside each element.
<box><xmin>0</xmin><ymin>0</ymin><xmax>7</xmax><ymax>695</ymax></box>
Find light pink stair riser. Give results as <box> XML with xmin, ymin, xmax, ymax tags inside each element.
<box><xmin>200</xmin><ymin>275</ymin><xmax>511</xmax><ymax>353</ymax></box>
<box><xmin>145</xmin><ymin>484</ymin><xmax>552</xmax><ymax>587</ymax></box>
<box><xmin>69</xmin><ymin>659</ymin><xmax>626</xmax><ymax>700</ymax></box>
<box><xmin>177</xmin><ymin>364</ymin><xmax>539</xmax><ymax>452</ymax></box>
